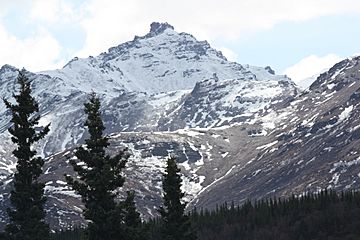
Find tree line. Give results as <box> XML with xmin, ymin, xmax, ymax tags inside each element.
<box><xmin>54</xmin><ymin>189</ymin><xmax>360</xmax><ymax>240</ymax></box>
<box><xmin>188</xmin><ymin>189</ymin><xmax>360</xmax><ymax>240</ymax></box>
<box><xmin>0</xmin><ymin>71</ymin><xmax>195</xmax><ymax>240</ymax></box>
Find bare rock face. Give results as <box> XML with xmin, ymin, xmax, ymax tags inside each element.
<box><xmin>149</xmin><ymin>22</ymin><xmax>174</xmax><ymax>35</ymax></box>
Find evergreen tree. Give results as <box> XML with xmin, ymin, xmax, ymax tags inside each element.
<box><xmin>159</xmin><ymin>156</ymin><xmax>197</xmax><ymax>240</ymax></box>
<box><xmin>124</xmin><ymin>191</ymin><xmax>142</xmax><ymax>240</ymax></box>
<box><xmin>65</xmin><ymin>93</ymin><xmax>129</xmax><ymax>240</ymax></box>
<box><xmin>3</xmin><ymin>70</ymin><xmax>50</xmax><ymax>240</ymax></box>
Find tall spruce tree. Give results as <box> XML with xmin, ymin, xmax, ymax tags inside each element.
<box><xmin>65</xmin><ymin>93</ymin><xmax>129</xmax><ymax>240</ymax></box>
<box><xmin>124</xmin><ymin>191</ymin><xmax>142</xmax><ymax>240</ymax></box>
<box><xmin>4</xmin><ymin>70</ymin><xmax>50</xmax><ymax>240</ymax></box>
<box><xmin>159</xmin><ymin>156</ymin><xmax>197</xmax><ymax>240</ymax></box>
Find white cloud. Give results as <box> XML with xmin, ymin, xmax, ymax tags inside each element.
<box><xmin>0</xmin><ymin>24</ymin><xmax>64</xmax><ymax>72</ymax></box>
<box><xmin>29</xmin><ymin>0</ymin><xmax>78</xmax><ymax>24</ymax></box>
<box><xmin>0</xmin><ymin>1</ymin><xmax>26</xmax><ymax>17</ymax></box>
<box><xmin>0</xmin><ymin>0</ymin><xmax>78</xmax><ymax>71</ymax></box>
<box><xmin>283</xmin><ymin>54</ymin><xmax>343</xmax><ymax>88</ymax></box>
<box><xmin>75</xmin><ymin>0</ymin><xmax>360</xmax><ymax>58</ymax></box>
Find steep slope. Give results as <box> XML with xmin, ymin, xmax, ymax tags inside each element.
<box><xmin>0</xmin><ymin>22</ymin><xmax>296</xmax><ymax>179</ymax></box>
<box><xmin>43</xmin><ymin>22</ymin><xmax>243</xmax><ymax>94</ymax></box>
<box><xmin>160</xmin><ymin>66</ymin><xmax>294</xmax><ymax>129</ymax></box>
<box><xmin>194</xmin><ymin>56</ymin><xmax>360</xmax><ymax>209</ymax></box>
<box><xmin>0</xmin><ymin>128</ymin><xmax>248</xmax><ymax>229</ymax></box>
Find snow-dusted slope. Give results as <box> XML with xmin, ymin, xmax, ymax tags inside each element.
<box><xmin>0</xmin><ymin>22</ymin><xmax>299</xmax><ymax>230</ymax></box>
<box><xmin>41</xmin><ymin>22</ymin><xmax>247</xmax><ymax>94</ymax></box>
<box><xmin>160</xmin><ymin>66</ymin><xmax>296</xmax><ymax>130</ymax></box>
<box><xmin>194</xmin><ymin>56</ymin><xmax>360</xmax><ymax>209</ymax></box>
<box><xmin>0</xmin><ymin>22</ymin><xmax>296</xmax><ymax>177</ymax></box>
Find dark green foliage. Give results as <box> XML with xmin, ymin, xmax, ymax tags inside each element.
<box><xmin>124</xmin><ymin>191</ymin><xmax>141</xmax><ymax>228</ymax></box>
<box><xmin>51</xmin><ymin>229</ymin><xmax>86</xmax><ymax>240</ymax></box>
<box><xmin>142</xmin><ymin>190</ymin><xmax>360</xmax><ymax>240</ymax></box>
<box><xmin>3</xmin><ymin>70</ymin><xmax>50</xmax><ymax>240</ymax></box>
<box><xmin>65</xmin><ymin>93</ymin><xmax>129</xmax><ymax>240</ymax></box>
<box><xmin>52</xmin><ymin>189</ymin><xmax>360</xmax><ymax>240</ymax></box>
<box><xmin>190</xmin><ymin>190</ymin><xmax>360</xmax><ymax>240</ymax></box>
<box><xmin>159</xmin><ymin>156</ymin><xmax>197</xmax><ymax>240</ymax></box>
<box><xmin>0</xmin><ymin>232</ymin><xmax>6</xmax><ymax>240</ymax></box>
<box><xmin>141</xmin><ymin>218</ymin><xmax>162</xmax><ymax>240</ymax></box>
<box><xmin>124</xmin><ymin>191</ymin><xmax>142</xmax><ymax>240</ymax></box>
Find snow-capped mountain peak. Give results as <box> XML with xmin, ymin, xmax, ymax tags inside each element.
<box><xmin>43</xmin><ymin>22</ymin><xmax>240</xmax><ymax>95</ymax></box>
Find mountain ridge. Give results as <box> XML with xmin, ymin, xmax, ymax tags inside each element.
<box><xmin>4</xmin><ymin>22</ymin><xmax>354</xmax><ymax>230</ymax></box>
<box><xmin>0</xmin><ymin>22</ymin><xmax>296</xmax><ymax>167</ymax></box>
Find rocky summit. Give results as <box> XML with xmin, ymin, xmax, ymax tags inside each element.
<box><xmin>1</xmin><ymin>23</ymin><xmax>359</xmax><ymax>230</ymax></box>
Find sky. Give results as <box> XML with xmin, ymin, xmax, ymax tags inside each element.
<box><xmin>0</xmin><ymin>0</ymin><xmax>360</xmax><ymax>85</ymax></box>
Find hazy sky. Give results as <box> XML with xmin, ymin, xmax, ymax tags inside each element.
<box><xmin>1</xmin><ymin>0</ymin><xmax>360</xmax><ymax>83</ymax></box>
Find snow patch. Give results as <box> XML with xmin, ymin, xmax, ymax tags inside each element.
<box><xmin>338</xmin><ymin>105</ymin><xmax>353</xmax><ymax>122</ymax></box>
<box><xmin>256</xmin><ymin>141</ymin><xmax>278</xmax><ymax>150</ymax></box>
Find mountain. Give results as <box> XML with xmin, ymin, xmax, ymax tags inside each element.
<box><xmin>0</xmin><ymin>22</ymin><xmax>312</xmax><ymax>230</ymax></box>
<box><xmin>194</xmin><ymin>56</ymin><xmax>360</xmax><ymax>209</ymax></box>
<box><xmin>0</xmin><ymin>22</ymin><xmax>296</xmax><ymax>178</ymax></box>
